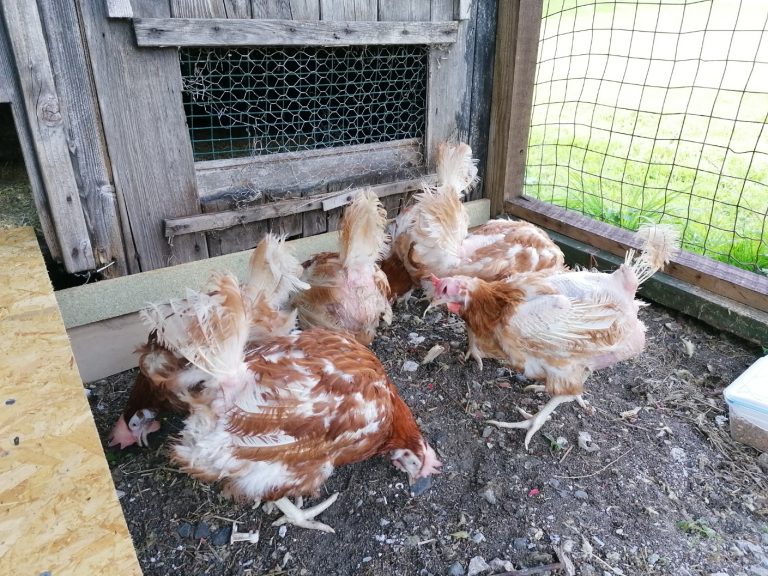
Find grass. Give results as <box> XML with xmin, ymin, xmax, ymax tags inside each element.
<box><xmin>677</xmin><ymin>519</ymin><xmax>718</xmax><ymax>539</ymax></box>
<box><xmin>525</xmin><ymin>0</ymin><xmax>768</xmax><ymax>275</ymax></box>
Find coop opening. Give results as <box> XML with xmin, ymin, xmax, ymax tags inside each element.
<box><xmin>179</xmin><ymin>45</ymin><xmax>429</xmax><ymax>162</ymax></box>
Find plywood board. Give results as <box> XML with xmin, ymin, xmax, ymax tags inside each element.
<box><xmin>0</xmin><ymin>227</ymin><xmax>140</xmax><ymax>575</ymax></box>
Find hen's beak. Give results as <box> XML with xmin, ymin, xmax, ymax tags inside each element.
<box><xmin>108</xmin><ymin>410</ymin><xmax>160</xmax><ymax>449</ymax></box>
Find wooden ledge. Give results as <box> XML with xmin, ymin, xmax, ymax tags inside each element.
<box><xmin>0</xmin><ymin>228</ymin><xmax>140</xmax><ymax>575</ymax></box>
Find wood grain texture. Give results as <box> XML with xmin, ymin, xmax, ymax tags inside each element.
<box><xmin>320</xmin><ymin>0</ymin><xmax>375</xmax><ymax>20</ymax></box>
<box><xmin>168</xmin><ymin>176</ymin><xmax>434</xmax><ymax>235</ymax></box>
<box><xmin>377</xmin><ymin>0</ymin><xmax>430</xmax><ymax>21</ymax></box>
<box><xmin>170</xmin><ymin>0</ymin><xmax>253</xmax><ymax>18</ymax></box>
<box><xmin>106</xmin><ymin>0</ymin><xmax>134</xmax><ymax>18</ymax></box>
<box><xmin>506</xmin><ymin>196</ymin><xmax>768</xmax><ymax>314</ymax></box>
<box><xmin>196</xmin><ymin>139</ymin><xmax>423</xmax><ymax>200</ymax></box>
<box><xmin>2</xmin><ymin>1</ymin><xmax>95</xmax><ymax>272</ymax></box>
<box><xmin>485</xmin><ymin>0</ymin><xmax>521</xmax><ymax>216</ymax></box>
<box><xmin>37</xmin><ymin>0</ymin><xmax>128</xmax><ymax>277</ymax></box>
<box><xmin>203</xmin><ymin>196</ymin><xmax>270</xmax><ymax>257</ymax></box>
<box><xmin>134</xmin><ymin>17</ymin><xmax>458</xmax><ymax>46</ymax></box>
<box><xmin>79</xmin><ymin>0</ymin><xmax>209</xmax><ymax>271</ymax></box>
<box><xmin>0</xmin><ymin>16</ymin><xmax>61</xmax><ymax>260</ymax></box>
<box><xmin>0</xmin><ymin>227</ymin><xmax>141</xmax><ymax>576</ymax></box>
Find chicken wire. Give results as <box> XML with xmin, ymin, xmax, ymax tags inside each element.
<box><xmin>179</xmin><ymin>45</ymin><xmax>428</xmax><ymax>162</ymax></box>
<box><xmin>525</xmin><ymin>0</ymin><xmax>768</xmax><ymax>274</ymax></box>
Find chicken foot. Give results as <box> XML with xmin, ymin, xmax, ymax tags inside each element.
<box><xmin>487</xmin><ymin>395</ymin><xmax>577</xmax><ymax>450</ymax></box>
<box><xmin>271</xmin><ymin>493</ymin><xmax>339</xmax><ymax>533</ymax></box>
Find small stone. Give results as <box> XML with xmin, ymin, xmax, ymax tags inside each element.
<box><xmin>671</xmin><ymin>447</ymin><xmax>687</xmax><ymax>463</ymax></box>
<box><xmin>402</xmin><ymin>360</ymin><xmax>419</xmax><ymax>372</ymax></box>
<box><xmin>194</xmin><ymin>523</ymin><xmax>210</xmax><ymax>539</ymax></box>
<box><xmin>606</xmin><ymin>551</ymin><xmax>621</xmax><ymax>563</ymax></box>
<box><xmin>513</xmin><ymin>538</ymin><xmax>528</xmax><ymax>550</ymax></box>
<box><xmin>448</xmin><ymin>561</ymin><xmax>465</xmax><ymax>576</ymax></box>
<box><xmin>13</xmin><ymin>436</ymin><xmax>19</xmax><ymax>446</ymax></box>
<box><xmin>708</xmin><ymin>572</ymin><xmax>729</xmax><ymax>576</ymax></box>
<box><xmin>547</xmin><ymin>478</ymin><xmax>561</xmax><ymax>489</ymax></box>
<box><xmin>481</xmin><ymin>426</ymin><xmax>494</xmax><ymax>439</ymax></box>
<box><xmin>580</xmin><ymin>564</ymin><xmax>596</xmax><ymax>576</ymax></box>
<box><xmin>481</xmin><ymin>486</ymin><xmax>497</xmax><ymax>506</ymax></box>
<box><xmin>362</xmin><ymin>556</ymin><xmax>372</xmax><ymax>563</ymax></box>
<box><xmin>177</xmin><ymin>522</ymin><xmax>193</xmax><ymax>538</ymax></box>
<box><xmin>762</xmin><ymin>532</ymin><xmax>768</xmax><ymax>546</ymax></box>
<box><xmin>737</xmin><ymin>541</ymin><xmax>764</xmax><ymax>556</ymax></box>
<box><xmin>467</xmin><ymin>556</ymin><xmax>490</xmax><ymax>576</ymax></box>
<box><xmin>278</xmin><ymin>525</ymin><xmax>288</xmax><ymax>538</ymax></box>
<box><xmin>5</xmin><ymin>399</ymin><xmax>15</xmax><ymax>405</ymax></box>
<box><xmin>574</xmin><ymin>490</ymin><xmax>588</xmax><ymax>500</ymax></box>
<box><xmin>648</xmin><ymin>553</ymin><xmax>660</xmax><ymax>566</ymax></box>
<box><xmin>749</xmin><ymin>567</ymin><xmax>768</xmax><ymax>576</ymax></box>
<box><xmin>472</xmin><ymin>532</ymin><xmax>486</xmax><ymax>544</ymax></box>
<box><xmin>211</xmin><ymin>526</ymin><xmax>232</xmax><ymax>546</ymax></box>
<box><xmin>489</xmin><ymin>558</ymin><xmax>514</xmax><ymax>572</ymax></box>
<box><xmin>757</xmin><ymin>453</ymin><xmax>768</xmax><ymax>473</ymax></box>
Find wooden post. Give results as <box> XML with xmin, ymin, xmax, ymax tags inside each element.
<box><xmin>485</xmin><ymin>0</ymin><xmax>543</xmax><ymax>217</ymax></box>
<box><xmin>1</xmin><ymin>0</ymin><xmax>96</xmax><ymax>272</ymax></box>
<box><xmin>79</xmin><ymin>0</ymin><xmax>209</xmax><ymax>271</ymax></box>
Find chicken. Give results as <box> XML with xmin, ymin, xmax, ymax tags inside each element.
<box><xmin>429</xmin><ymin>224</ymin><xmax>680</xmax><ymax>449</ymax></box>
<box><xmin>137</xmin><ymin>271</ymin><xmax>441</xmax><ymax>533</ymax></box>
<box><xmin>292</xmin><ymin>188</ymin><xmax>392</xmax><ymax>345</ymax></box>
<box><xmin>108</xmin><ymin>233</ymin><xmax>308</xmax><ymax>449</ymax></box>
<box><xmin>384</xmin><ymin>142</ymin><xmax>565</xmax><ymax>301</ymax></box>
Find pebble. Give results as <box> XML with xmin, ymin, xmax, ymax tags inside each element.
<box><xmin>762</xmin><ymin>533</ymin><xmax>768</xmax><ymax>547</ymax></box>
<box><xmin>580</xmin><ymin>564</ymin><xmax>596</xmax><ymax>576</ymax></box>
<box><xmin>489</xmin><ymin>558</ymin><xmax>514</xmax><ymax>572</ymax></box>
<box><xmin>194</xmin><ymin>523</ymin><xmax>210</xmax><ymax>540</ymax></box>
<box><xmin>177</xmin><ymin>522</ymin><xmax>193</xmax><ymax>538</ymax></box>
<box><xmin>574</xmin><ymin>490</ymin><xmax>588</xmax><ymax>500</ymax></box>
<box><xmin>472</xmin><ymin>532</ymin><xmax>486</xmax><ymax>544</ymax></box>
<box><xmin>5</xmin><ymin>398</ymin><xmax>15</xmax><ymax>405</ymax></box>
<box><xmin>709</xmin><ymin>573</ymin><xmax>730</xmax><ymax>576</ymax></box>
<box><xmin>757</xmin><ymin>453</ymin><xmax>768</xmax><ymax>473</ymax></box>
<box><xmin>606</xmin><ymin>551</ymin><xmax>621</xmax><ymax>563</ymax></box>
<box><xmin>481</xmin><ymin>426</ymin><xmax>494</xmax><ymax>439</ymax></box>
<box><xmin>648</xmin><ymin>553</ymin><xmax>660</xmax><ymax>566</ymax></box>
<box><xmin>467</xmin><ymin>556</ymin><xmax>490</xmax><ymax>576</ymax></box>
<box><xmin>513</xmin><ymin>538</ymin><xmax>528</xmax><ymax>550</ymax></box>
<box><xmin>671</xmin><ymin>447</ymin><xmax>687</xmax><ymax>463</ymax></box>
<box><xmin>481</xmin><ymin>486</ymin><xmax>497</xmax><ymax>506</ymax></box>
<box><xmin>211</xmin><ymin>526</ymin><xmax>231</xmax><ymax>546</ymax></box>
<box><xmin>749</xmin><ymin>567</ymin><xmax>768</xmax><ymax>576</ymax></box>
<box><xmin>737</xmin><ymin>540</ymin><xmax>764</xmax><ymax>556</ymax></box>
<box><xmin>448</xmin><ymin>561</ymin><xmax>465</xmax><ymax>576</ymax></box>
<box><xmin>402</xmin><ymin>360</ymin><xmax>419</xmax><ymax>372</ymax></box>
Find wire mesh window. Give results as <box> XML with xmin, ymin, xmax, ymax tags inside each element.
<box><xmin>179</xmin><ymin>45</ymin><xmax>428</xmax><ymax>162</ymax></box>
<box><xmin>526</xmin><ymin>0</ymin><xmax>768</xmax><ymax>274</ymax></box>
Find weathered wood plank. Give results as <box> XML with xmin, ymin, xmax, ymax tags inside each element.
<box><xmin>2</xmin><ymin>1</ymin><xmax>95</xmax><ymax>272</ymax></box>
<box><xmin>170</xmin><ymin>0</ymin><xmax>228</xmax><ymax>18</ymax></box>
<box><xmin>425</xmin><ymin>0</ymin><xmax>471</xmax><ymax>166</ymax></box>
<box><xmin>168</xmin><ymin>176</ymin><xmax>434</xmax><ymax>236</ymax></box>
<box><xmin>204</xmin><ymin>196</ymin><xmax>270</xmax><ymax>257</ymax></box>
<box><xmin>506</xmin><ymin>196</ymin><xmax>768</xmax><ymax>314</ymax></box>
<box><xmin>134</xmin><ymin>17</ymin><xmax>459</xmax><ymax>46</ymax></box>
<box><xmin>0</xmin><ymin>17</ymin><xmax>61</xmax><ymax>261</ymax></box>
<box><xmin>80</xmin><ymin>0</ymin><xmax>209</xmax><ymax>271</ymax></box>
<box><xmin>196</xmin><ymin>139</ymin><xmax>423</xmax><ymax>200</ymax></box>
<box><xmin>485</xmin><ymin>0</ymin><xmax>521</xmax><ymax>216</ymax></box>
<box><xmin>466</xmin><ymin>0</ymin><xmax>497</xmax><ymax>201</ymax></box>
<box><xmin>0</xmin><ymin>227</ymin><xmax>141</xmax><ymax>575</ymax></box>
<box><xmin>377</xmin><ymin>0</ymin><xmax>430</xmax><ymax>21</ymax></box>
<box><xmin>38</xmin><ymin>0</ymin><xmax>128</xmax><ymax>277</ymax></box>
<box><xmin>106</xmin><ymin>0</ymin><xmax>134</xmax><ymax>18</ymax></box>
<box><xmin>547</xmin><ymin>229</ymin><xmax>768</xmax><ymax>348</ymax></box>
<box><xmin>320</xmin><ymin>0</ymin><xmax>375</xmax><ymax>21</ymax></box>
<box><xmin>223</xmin><ymin>0</ymin><xmax>252</xmax><ymax>17</ymax></box>
<box><xmin>458</xmin><ymin>0</ymin><xmax>472</xmax><ymax>20</ymax></box>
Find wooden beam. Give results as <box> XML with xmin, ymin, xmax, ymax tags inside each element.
<box><xmin>546</xmin><ymin>229</ymin><xmax>768</xmax><ymax>348</ymax></box>
<box><xmin>106</xmin><ymin>0</ymin><xmax>133</xmax><ymax>19</ymax></box>
<box><xmin>0</xmin><ymin>227</ymin><xmax>141</xmax><ymax>575</ymax></box>
<box><xmin>196</xmin><ymin>139</ymin><xmax>424</xmax><ymax>201</ymax></box>
<box><xmin>79</xmin><ymin>0</ymin><xmax>209</xmax><ymax>271</ymax></box>
<box><xmin>485</xmin><ymin>0</ymin><xmax>543</xmax><ymax>216</ymax></box>
<box><xmin>37</xmin><ymin>0</ymin><xmax>128</xmax><ymax>277</ymax></box>
<box><xmin>134</xmin><ymin>17</ymin><xmax>459</xmax><ymax>47</ymax></box>
<box><xmin>2</xmin><ymin>1</ymin><xmax>96</xmax><ymax>272</ymax></box>
<box><xmin>506</xmin><ymin>196</ymin><xmax>768</xmax><ymax>314</ymax></box>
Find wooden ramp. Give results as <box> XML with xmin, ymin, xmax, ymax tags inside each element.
<box><xmin>0</xmin><ymin>228</ymin><xmax>141</xmax><ymax>575</ymax></box>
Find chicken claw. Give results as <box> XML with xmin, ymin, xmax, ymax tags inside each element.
<box><xmin>576</xmin><ymin>394</ymin><xmax>595</xmax><ymax>416</ymax></box>
<box><xmin>523</xmin><ymin>384</ymin><xmax>546</xmax><ymax>393</ymax></box>
<box><xmin>487</xmin><ymin>395</ymin><xmax>576</xmax><ymax>450</ymax></box>
<box><xmin>272</xmin><ymin>493</ymin><xmax>339</xmax><ymax>533</ymax></box>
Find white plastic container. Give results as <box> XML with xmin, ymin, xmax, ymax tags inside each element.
<box><xmin>723</xmin><ymin>355</ymin><xmax>768</xmax><ymax>453</ymax></box>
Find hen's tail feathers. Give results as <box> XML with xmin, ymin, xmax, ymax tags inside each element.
<box><xmin>625</xmin><ymin>224</ymin><xmax>681</xmax><ymax>285</ymax></box>
<box><xmin>410</xmin><ymin>184</ymin><xmax>468</xmax><ymax>258</ymax></box>
<box><xmin>436</xmin><ymin>142</ymin><xmax>478</xmax><ymax>198</ymax></box>
<box><xmin>339</xmin><ymin>188</ymin><xmax>389</xmax><ymax>268</ymax></box>
<box><xmin>246</xmin><ymin>233</ymin><xmax>309</xmax><ymax>307</ymax></box>
<box><xmin>140</xmin><ymin>272</ymin><xmax>250</xmax><ymax>382</ymax></box>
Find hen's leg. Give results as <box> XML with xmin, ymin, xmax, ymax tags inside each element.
<box><xmin>487</xmin><ymin>395</ymin><xmax>576</xmax><ymax>450</ymax></box>
<box><xmin>271</xmin><ymin>493</ymin><xmax>339</xmax><ymax>533</ymax></box>
<box><xmin>464</xmin><ymin>331</ymin><xmax>484</xmax><ymax>371</ymax></box>
<box><xmin>575</xmin><ymin>394</ymin><xmax>595</xmax><ymax>416</ymax></box>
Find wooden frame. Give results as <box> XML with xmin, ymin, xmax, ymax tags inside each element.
<box><xmin>134</xmin><ymin>17</ymin><xmax>459</xmax><ymax>47</ymax></box>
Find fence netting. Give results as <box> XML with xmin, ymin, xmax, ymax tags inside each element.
<box><xmin>179</xmin><ymin>45</ymin><xmax>428</xmax><ymax>162</ymax></box>
<box><xmin>525</xmin><ymin>0</ymin><xmax>768</xmax><ymax>274</ymax></box>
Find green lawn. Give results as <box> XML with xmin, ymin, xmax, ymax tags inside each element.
<box><xmin>526</xmin><ymin>0</ymin><xmax>768</xmax><ymax>274</ymax></box>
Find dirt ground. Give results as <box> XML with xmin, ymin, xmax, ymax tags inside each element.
<box><xmin>88</xmin><ymin>298</ymin><xmax>767</xmax><ymax>576</ymax></box>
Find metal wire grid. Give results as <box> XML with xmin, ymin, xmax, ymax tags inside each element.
<box><xmin>526</xmin><ymin>0</ymin><xmax>768</xmax><ymax>274</ymax></box>
<box><xmin>179</xmin><ymin>45</ymin><xmax>428</xmax><ymax>162</ymax></box>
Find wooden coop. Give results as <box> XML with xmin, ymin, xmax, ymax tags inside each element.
<box><xmin>1</xmin><ymin>0</ymin><xmax>767</xmax><ymax>574</ymax></box>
